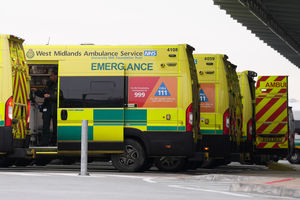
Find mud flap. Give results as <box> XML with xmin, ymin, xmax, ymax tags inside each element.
<box><xmin>0</xmin><ymin>127</ymin><xmax>13</xmax><ymax>153</ymax></box>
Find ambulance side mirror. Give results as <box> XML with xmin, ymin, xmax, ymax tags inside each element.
<box><xmin>61</xmin><ymin>110</ymin><xmax>68</xmax><ymax>120</ymax></box>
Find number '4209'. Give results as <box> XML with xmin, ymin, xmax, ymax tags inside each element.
<box><xmin>167</xmin><ymin>48</ymin><xmax>178</xmax><ymax>52</ymax></box>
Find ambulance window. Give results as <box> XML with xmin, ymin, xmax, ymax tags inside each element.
<box><xmin>59</xmin><ymin>76</ymin><xmax>125</xmax><ymax>108</ymax></box>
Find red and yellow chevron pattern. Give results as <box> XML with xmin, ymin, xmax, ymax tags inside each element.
<box><xmin>255</xmin><ymin>76</ymin><xmax>288</xmax><ymax>149</ymax></box>
<box><xmin>9</xmin><ymin>39</ymin><xmax>30</xmax><ymax>139</ymax></box>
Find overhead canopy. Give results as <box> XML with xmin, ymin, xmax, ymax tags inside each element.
<box><xmin>213</xmin><ymin>0</ymin><xmax>300</xmax><ymax>68</ymax></box>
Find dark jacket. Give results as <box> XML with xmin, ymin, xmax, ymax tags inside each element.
<box><xmin>36</xmin><ymin>80</ymin><xmax>58</xmax><ymax>109</ymax></box>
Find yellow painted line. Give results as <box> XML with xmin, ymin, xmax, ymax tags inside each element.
<box><xmin>36</xmin><ymin>152</ymin><xmax>58</xmax><ymax>155</ymax></box>
<box><xmin>58</xmin><ymin>150</ymin><xmax>123</xmax><ymax>155</ymax></box>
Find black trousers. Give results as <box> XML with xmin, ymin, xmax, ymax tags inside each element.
<box><xmin>41</xmin><ymin>104</ymin><xmax>57</xmax><ymax>146</ymax></box>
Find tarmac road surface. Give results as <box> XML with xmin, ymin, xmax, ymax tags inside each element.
<box><xmin>0</xmin><ymin>160</ymin><xmax>299</xmax><ymax>199</ymax></box>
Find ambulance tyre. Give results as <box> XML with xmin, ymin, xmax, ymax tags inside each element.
<box><xmin>288</xmin><ymin>150</ymin><xmax>300</xmax><ymax>164</ymax></box>
<box><xmin>184</xmin><ymin>161</ymin><xmax>203</xmax><ymax>170</ymax></box>
<box><xmin>0</xmin><ymin>157</ymin><xmax>14</xmax><ymax>167</ymax></box>
<box><xmin>62</xmin><ymin>158</ymin><xmax>77</xmax><ymax>165</ymax></box>
<box><xmin>201</xmin><ymin>159</ymin><xmax>229</xmax><ymax>169</ymax></box>
<box><xmin>154</xmin><ymin>157</ymin><xmax>186</xmax><ymax>172</ymax></box>
<box><xmin>15</xmin><ymin>159</ymin><xmax>32</xmax><ymax>166</ymax></box>
<box><xmin>142</xmin><ymin>159</ymin><xmax>153</xmax><ymax>171</ymax></box>
<box><xmin>34</xmin><ymin>158</ymin><xmax>52</xmax><ymax>166</ymax></box>
<box><xmin>111</xmin><ymin>139</ymin><xmax>146</xmax><ymax>172</ymax></box>
<box><xmin>201</xmin><ymin>159</ymin><xmax>218</xmax><ymax>169</ymax></box>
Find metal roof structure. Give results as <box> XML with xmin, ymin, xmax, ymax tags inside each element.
<box><xmin>213</xmin><ymin>0</ymin><xmax>300</xmax><ymax>68</ymax></box>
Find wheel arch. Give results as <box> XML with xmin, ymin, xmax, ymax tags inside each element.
<box><xmin>124</xmin><ymin>128</ymin><xmax>149</xmax><ymax>156</ymax></box>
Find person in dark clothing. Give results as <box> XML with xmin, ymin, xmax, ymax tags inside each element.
<box><xmin>32</xmin><ymin>70</ymin><xmax>58</xmax><ymax>146</ymax></box>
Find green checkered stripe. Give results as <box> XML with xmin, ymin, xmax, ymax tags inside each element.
<box><xmin>58</xmin><ymin>109</ymin><xmax>186</xmax><ymax>140</ymax></box>
<box><xmin>94</xmin><ymin>109</ymin><xmax>185</xmax><ymax>131</ymax></box>
<box><xmin>295</xmin><ymin>139</ymin><xmax>300</xmax><ymax>148</ymax></box>
<box><xmin>0</xmin><ymin>121</ymin><xmax>4</xmax><ymax>126</ymax></box>
<box><xmin>200</xmin><ymin>129</ymin><xmax>223</xmax><ymax>135</ymax></box>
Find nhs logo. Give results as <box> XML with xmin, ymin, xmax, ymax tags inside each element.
<box><xmin>144</xmin><ymin>50</ymin><xmax>157</xmax><ymax>56</ymax></box>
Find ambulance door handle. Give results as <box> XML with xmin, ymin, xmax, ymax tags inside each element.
<box><xmin>61</xmin><ymin>110</ymin><xmax>68</xmax><ymax>120</ymax></box>
<box><xmin>205</xmin><ymin>71</ymin><xmax>215</xmax><ymax>74</ymax></box>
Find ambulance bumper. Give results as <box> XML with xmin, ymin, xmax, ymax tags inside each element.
<box><xmin>145</xmin><ymin>131</ymin><xmax>195</xmax><ymax>157</ymax></box>
<box><xmin>201</xmin><ymin>135</ymin><xmax>231</xmax><ymax>158</ymax></box>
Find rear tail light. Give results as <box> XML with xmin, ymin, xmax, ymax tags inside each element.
<box><xmin>186</xmin><ymin>104</ymin><xmax>193</xmax><ymax>132</ymax></box>
<box><xmin>223</xmin><ymin>109</ymin><xmax>230</xmax><ymax>135</ymax></box>
<box><xmin>5</xmin><ymin>97</ymin><xmax>13</xmax><ymax>126</ymax></box>
<box><xmin>247</xmin><ymin>119</ymin><xmax>253</xmax><ymax>141</ymax></box>
<box><xmin>26</xmin><ymin>100</ymin><xmax>31</xmax><ymax>128</ymax></box>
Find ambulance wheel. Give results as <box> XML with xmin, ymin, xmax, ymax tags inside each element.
<box><xmin>201</xmin><ymin>159</ymin><xmax>217</xmax><ymax>168</ymax></box>
<box><xmin>111</xmin><ymin>139</ymin><xmax>146</xmax><ymax>172</ymax></box>
<box><xmin>15</xmin><ymin>159</ymin><xmax>32</xmax><ymax>166</ymax></box>
<box><xmin>0</xmin><ymin>158</ymin><xmax>14</xmax><ymax>167</ymax></box>
<box><xmin>62</xmin><ymin>158</ymin><xmax>77</xmax><ymax>165</ymax></box>
<box><xmin>154</xmin><ymin>157</ymin><xmax>186</xmax><ymax>172</ymax></box>
<box><xmin>34</xmin><ymin>158</ymin><xmax>52</xmax><ymax>166</ymax></box>
<box><xmin>142</xmin><ymin>159</ymin><xmax>153</xmax><ymax>171</ymax></box>
<box><xmin>288</xmin><ymin>150</ymin><xmax>300</xmax><ymax>164</ymax></box>
<box><xmin>201</xmin><ymin>159</ymin><xmax>228</xmax><ymax>169</ymax></box>
<box><xmin>184</xmin><ymin>161</ymin><xmax>203</xmax><ymax>170</ymax></box>
<box><xmin>253</xmin><ymin>155</ymin><xmax>268</xmax><ymax>165</ymax></box>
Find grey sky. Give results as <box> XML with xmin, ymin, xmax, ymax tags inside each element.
<box><xmin>2</xmin><ymin>0</ymin><xmax>300</xmax><ymax>102</ymax></box>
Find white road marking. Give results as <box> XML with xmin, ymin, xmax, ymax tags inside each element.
<box><xmin>0</xmin><ymin>172</ymin><xmax>158</xmax><ymax>183</ymax></box>
<box><xmin>108</xmin><ymin>174</ymin><xmax>145</xmax><ymax>179</ymax></box>
<box><xmin>0</xmin><ymin>172</ymin><xmax>50</xmax><ymax>177</ymax></box>
<box><xmin>105</xmin><ymin>175</ymin><xmax>157</xmax><ymax>183</ymax></box>
<box><xmin>168</xmin><ymin>185</ymin><xmax>251</xmax><ymax>198</ymax></box>
<box><xmin>45</xmin><ymin>173</ymin><xmax>78</xmax><ymax>176</ymax></box>
<box><xmin>142</xmin><ymin>177</ymin><xmax>157</xmax><ymax>183</ymax></box>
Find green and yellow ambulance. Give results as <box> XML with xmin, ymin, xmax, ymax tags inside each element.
<box><xmin>255</xmin><ymin>75</ymin><xmax>290</xmax><ymax>160</ymax></box>
<box><xmin>239</xmin><ymin>73</ymin><xmax>292</xmax><ymax>164</ymax></box>
<box><xmin>25</xmin><ymin>44</ymin><xmax>200</xmax><ymax>171</ymax></box>
<box><xmin>194</xmin><ymin>54</ymin><xmax>243</xmax><ymax>167</ymax></box>
<box><xmin>237</xmin><ymin>71</ymin><xmax>257</xmax><ymax>163</ymax></box>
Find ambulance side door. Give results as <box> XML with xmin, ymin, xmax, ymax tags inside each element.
<box><xmin>57</xmin><ymin>76</ymin><xmax>125</xmax><ymax>152</ymax></box>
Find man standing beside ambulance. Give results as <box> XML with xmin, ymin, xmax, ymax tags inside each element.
<box><xmin>31</xmin><ymin>70</ymin><xmax>58</xmax><ymax>146</ymax></box>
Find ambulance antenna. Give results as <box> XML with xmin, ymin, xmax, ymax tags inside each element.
<box><xmin>46</xmin><ymin>37</ymin><xmax>50</xmax><ymax>45</ymax></box>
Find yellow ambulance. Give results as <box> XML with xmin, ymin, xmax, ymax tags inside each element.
<box><xmin>255</xmin><ymin>76</ymin><xmax>290</xmax><ymax>158</ymax></box>
<box><xmin>239</xmin><ymin>73</ymin><xmax>293</xmax><ymax>164</ymax></box>
<box><xmin>194</xmin><ymin>54</ymin><xmax>243</xmax><ymax>167</ymax></box>
<box><xmin>25</xmin><ymin>44</ymin><xmax>200</xmax><ymax>171</ymax></box>
<box><xmin>0</xmin><ymin>35</ymin><xmax>31</xmax><ymax>166</ymax></box>
<box><xmin>237</xmin><ymin>71</ymin><xmax>257</xmax><ymax>163</ymax></box>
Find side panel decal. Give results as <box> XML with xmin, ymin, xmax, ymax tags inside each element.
<box><xmin>128</xmin><ymin>77</ymin><xmax>177</xmax><ymax>108</ymax></box>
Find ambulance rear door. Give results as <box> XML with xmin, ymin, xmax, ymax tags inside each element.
<box><xmin>9</xmin><ymin>36</ymin><xmax>30</xmax><ymax>143</ymax></box>
<box><xmin>195</xmin><ymin>55</ymin><xmax>217</xmax><ymax>135</ymax></box>
<box><xmin>255</xmin><ymin>76</ymin><xmax>288</xmax><ymax>151</ymax></box>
